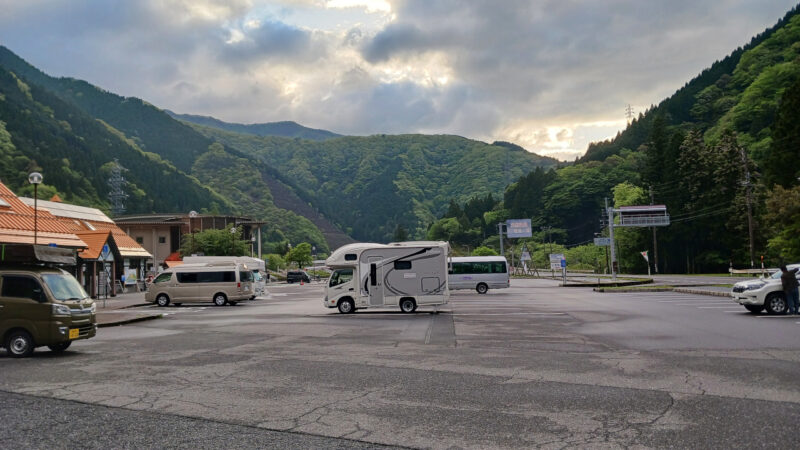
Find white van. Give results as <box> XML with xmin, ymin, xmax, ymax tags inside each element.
<box><xmin>448</xmin><ymin>256</ymin><xmax>510</xmax><ymax>294</ymax></box>
<box><xmin>182</xmin><ymin>256</ymin><xmax>267</xmax><ymax>298</ymax></box>
<box><xmin>324</xmin><ymin>241</ymin><xmax>450</xmax><ymax>314</ymax></box>
<box><xmin>145</xmin><ymin>262</ymin><xmax>254</xmax><ymax>306</ymax></box>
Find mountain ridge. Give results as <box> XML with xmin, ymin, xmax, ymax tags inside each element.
<box><xmin>166</xmin><ymin>110</ymin><xmax>342</xmax><ymax>141</ymax></box>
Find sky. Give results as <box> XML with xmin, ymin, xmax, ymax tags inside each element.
<box><xmin>0</xmin><ymin>0</ymin><xmax>797</xmax><ymax>160</ymax></box>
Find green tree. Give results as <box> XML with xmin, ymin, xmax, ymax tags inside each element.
<box><xmin>471</xmin><ymin>246</ymin><xmax>498</xmax><ymax>256</ymax></box>
<box><xmin>264</xmin><ymin>253</ymin><xmax>286</xmax><ymax>271</ymax></box>
<box><xmin>763</xmin><ymin>185</ymin><xmax>800</xmax><ymax>261</ymax></box>
<box><xmin>286</xmin><ymin>242</ymin><xmax>312</xmax><ymax>268</ymax></box>
<box><xmin>179</xmin><ymin>226</ymin><xmax>249</xmax><ymax>257</ymax></box>
<box><xmin>763</xmin><ymin>77</ymin><xmax>800</xmax><ymax>187</ymax></box>
<box><xmin>393</xmin><ymin>224</ymin><xmax>409</xmax><ymax>241</ymax></box>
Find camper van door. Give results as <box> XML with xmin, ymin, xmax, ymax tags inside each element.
<box><xmin>366</xmin><ymin>255</ymin><xmax>384</xmax><ymax>306</ymax></box>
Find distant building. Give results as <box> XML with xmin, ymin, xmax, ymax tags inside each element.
<box><xmin>114</xmin><ymin>213</ymin><xmax>266</xmax><ymax>270</ymax></box>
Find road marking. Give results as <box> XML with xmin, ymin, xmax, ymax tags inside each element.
<box><xmin>697</xmin><ymin>306</ymin><xmax>739</xmax><ymax>309</ymax></box>
<box><xmin>452</xmin><ymin>312</ymin><xmax>567</xmax><ymax>316</ymax></box>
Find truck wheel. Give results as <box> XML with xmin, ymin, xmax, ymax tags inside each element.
<box><xmin>5</xmin><ymin>330</ymin><xmax>35</xmax><ymax>358</ymax></box>
<box><xmin>156</xmin><ymin>294</ymin><xmax>170</xmax><ymax>307</ymax></box>
<box><xmin>400</xmin><ymin>298</ymin><xmax>417</xmax><ymax>313</ymax></box>
<box><xmin>48</xmin><ymin>341</ymin><xmax>72</xmax><ymax>353</ymax></box>
<box><xmin>338</xmin><ymin>298</ymin><xmax>355</xmax><ymax>314</ymax></box>
<box><xmin>765</xmin><ymin>293</ymin><xmax>787</xmax><ymax>315</ymax></box>
<box><xmin>213</xmin><ymin>293</ymin><xmax>228</xmax><ymax>306</ymax></box>
<box><xmin>476</xmin><ymin>283</ymin><xmax>489</xmax><ymax>294</ymax></box>
<box><xmin>744</xmin><ymin>304</ymin><xmax>764</xmax><ymax>314</ymax></box>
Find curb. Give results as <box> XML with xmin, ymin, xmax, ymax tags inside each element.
<box><xmin>97</xmin><ymin>314</ymin><xmax>163</xmax><ymax>328</ymax></box>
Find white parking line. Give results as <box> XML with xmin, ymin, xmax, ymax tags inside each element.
<box><xmin>697</xmin><ymin>306</ymin><xmax>739</xmax><ymax>309</ymax></box>
<box><xmin>452</xmin><ymin>312</ymin><xmax>567</xmax><ymax>316</ymax></box>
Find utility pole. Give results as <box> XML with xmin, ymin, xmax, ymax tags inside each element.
<box><xmin>606</xmin><ymin>197</ymin><xmax>617</xmax><ymax>281</ymax></box>
<box><xmin>650</xmin><ymin>185</ymin><xmax>659</xmax><ymax>274</ymax></box>
<box><xmin>740</xmin><ymin>147</ymin><xmax>755</xmax><ymax>268</ymax></box>
<box><xmin>541</xmin><ymin>226</ymin><xmax>553</xmax><ymax>255</ymax></box>
<box><xmin>498</xmin><ymin>222</ymin><xmax>505</xmax><ymax>259</ymax></box>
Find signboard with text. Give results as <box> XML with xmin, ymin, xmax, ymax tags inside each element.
<box><xmin>593</xmin><ymin>237</ymin><xmax>611</xmax><ymax>246</ymax></box>
<box><xmin>506</xmin><ymin>219</ymin><xmax>532</xmax><ymax>238</ymax></box>
<box><xmin>549</xmin><ymin>253</ymin><xmax>565</xmax><ymax>270</ymax></box>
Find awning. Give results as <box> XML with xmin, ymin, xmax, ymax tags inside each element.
<box><xmin>118</xmin><ymin>248</ymin><xmax>153</xmax><ymax>258</ymax></box>
<box><xmin>33</xmin><ymin>245</ymin><xmax>76</xmax><ymax>265</ymax></box>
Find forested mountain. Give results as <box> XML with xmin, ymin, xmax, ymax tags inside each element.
<box><xmin>165</xmin><ymin>111</ymin><xmax>341</xmax><ymax>141</ymax></box>
<box><xmin>184</xmin><ymin>124</ymin><xmax>560</xmax><ymax>242</ymax></box>
<box><xmin>0</xmin><ymin>45</ymin><xmax>339</xmax><ymax>253</ymax></box>
<box><xmin>427</xmin><ymin>6</ymin><xmax>800</xmax><ymax>273</ymax></box>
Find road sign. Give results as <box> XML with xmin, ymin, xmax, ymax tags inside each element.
<box><xmin>594</xmin><ymin>237</ymin><xmax>611</xmax><ymax>246</ymax></box>
<box><xmin>549</xmin><ymin>253</ymin><xmax>565</xmax><ymax>270</ymax></box>
<box><xmin>506</xmin><ymin>219</ymin><xmax>532</xmax><ymax>238</ymax></box>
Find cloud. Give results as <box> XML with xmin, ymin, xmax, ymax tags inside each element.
<box><xmin>0</xmin><ymin>0</ymin><xmax>797</xmax><ymax>159</ymax></box>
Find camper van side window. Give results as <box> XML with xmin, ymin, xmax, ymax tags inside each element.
<box><xmin>393</xmin><ymin>260</ymin><xmax>412</xmax><ymax>270</ymax></box>
<box><xmin>345</xmin><ymin>254</ymin><xmax>357</xmax><ymax>261</ymax></box>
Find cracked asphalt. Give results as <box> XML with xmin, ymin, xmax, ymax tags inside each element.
<box><xmin>2</xmin><ymin>279</ymin><xmax>799</xmax><ymax>449</ymax></box>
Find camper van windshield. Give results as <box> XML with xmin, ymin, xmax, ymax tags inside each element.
<box><xmin>329</xmin><ymin>269</ymin><xmax>353</xmax><ymax>287</ymax></box>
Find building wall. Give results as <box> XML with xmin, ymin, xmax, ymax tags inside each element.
<box><xmin>123</xmin><ymin>225</ymin><xmax>173</xmax><ymax>268</ymax></box>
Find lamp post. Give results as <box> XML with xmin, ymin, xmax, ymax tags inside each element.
<box><xmin>230</xmin><ymin>226</ymin><xmax>237</xmax><ymax>256</ymax></box>
<box><xmin>251</xmin><ymin>236</ymin><xmax>256</xmax><ymax>257</ymax></box>
<box><xmin>28</xmin><ymin>172</ymin><xmax>43</xmax><ymax>246</ymax></box>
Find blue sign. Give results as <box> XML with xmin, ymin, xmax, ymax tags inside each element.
<box><xmin>560</xmin><ymin>259</ymin><xmax>567</xmax><ymax>268</ymax></box>
<box><xmin>506</xmin><ymin>219</ymin><xmax>532</xmax><ymax>238</ymax></box>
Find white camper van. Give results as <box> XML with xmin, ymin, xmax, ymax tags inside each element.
<box><xmin>182</xmin><ymin>256</ymin><xmax>267</xmax><ymax>298</ymax></box>
<box><xmin>324</xmin><ymin>241</ymin><xmax>450</xmax><ymax>314</ymax></box>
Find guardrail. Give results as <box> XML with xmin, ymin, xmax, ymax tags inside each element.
<box><xmin>729</xmin><ymin>268</ymin><xmax>770</xmax><ymax>276</ymax></box>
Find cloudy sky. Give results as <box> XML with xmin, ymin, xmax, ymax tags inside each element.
<box><xmin>0</xmin><ymin>0</ymin><xmax>796</xmax><ymax>160</ymax></box>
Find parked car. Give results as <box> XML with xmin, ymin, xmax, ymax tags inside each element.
<box><xmin>731</xmin><ymin>263</ymin><xmax>800</xmax><ymax>314</ymax></box>
<box><xmin>286</xmin><ymin>270</ymin><xmax>310</xmax><ymax>284</ymax></box>
<box><xmin>1</xmin><ymin>265</ymin><xmax>97</xmax><ymax>357</ymax></box>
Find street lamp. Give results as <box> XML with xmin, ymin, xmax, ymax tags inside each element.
<box><xmin>251</xmin><ymin>236</ymin><xmax>256</xmax><ymax>257</ymax></box>
<box><xmin>230</xmin><ymin>226</ymin><xmax>237</xmax><ymax>256</ymax></box>
<box><xmin>28</xmin><ymin>172</ymin><xmax>43</xmax><ymax>246</ymax></box>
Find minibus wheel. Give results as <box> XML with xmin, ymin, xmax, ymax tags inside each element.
<box><xmin>156</xmin><ymin>294</ymin><xmax>170</xmax><ymax>307</ymax></box>
<box><xmin>338</xmin><ymin>298</ymin><xmax>355</xmax><ymax>314</ymax></box>
<box><xmin>213</xmin><ymin>293</ymin><xmax>228</xmax><ymax>306</ymax></box>
<box><xmin>476</xmin><ymin>283</ymin><xmax>489</xmax><ymax>294</ymax></box>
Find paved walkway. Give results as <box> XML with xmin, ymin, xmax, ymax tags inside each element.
<box><xmin>93</xmin><ymin>290</ymin><xmax>160</xmax><ymax>327</ymax></box>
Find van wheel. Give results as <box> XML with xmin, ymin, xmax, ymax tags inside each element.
<box><xmin>744</xmin><ymin>304</ymin><xmax>764</xmax><ymax>314</ymax></box>
<box><xmin>213</xmin><ymin>294</ymin><xmax>228</xmax><ymax>306</ymax></box>
<box><xmin>5</xmin><ymin>330</ymin><xmax>35</xmax><ymax>358</ymax></box>
<box><xmin>400</xmin><ymin>298</ymin><xmax>417</xmax><ymax>313</ymax></box>
<box><xmin>156</xmin><ymin>294</ymin><xmax>170</xmax><ymax>307</ymax></box>
<box><xmin>338</xmin><ymin>298</ymin><xmax>355</xmax><ymax>314</ymax></box>
<box><xmin>48</xmin><ymin>342</ymin><xmax>72</xmax><ymax>353</ymax></box>
<box><xmin>765</xmin><ymin>293</ymin><xmax>787</xmax><ymax>315</ymax></box>
<box><xmin>476</xmin><ymin>283</ymin><xmax>489</xmax><ymax>294</ymax></box>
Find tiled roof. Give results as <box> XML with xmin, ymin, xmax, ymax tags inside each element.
<box><xmin>76</xmin><ymin>230</ymin><xmax>112</xmax><ymax>260</ymax></box>
<box><xmin>0</xmin><ymin>182</ymin><xmax>87</xmax><ymax>247</ymax></box>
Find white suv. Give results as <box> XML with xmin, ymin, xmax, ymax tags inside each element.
<box><xmin>731</xmin><ymin>264</ymin><xmax>800</xmax><ymax>314</ymax></box>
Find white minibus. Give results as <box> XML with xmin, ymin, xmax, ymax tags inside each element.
<box><xmin>448</xmin><ymin>256</ymin><xmax>510</xmax><ymax>294</ymax></box>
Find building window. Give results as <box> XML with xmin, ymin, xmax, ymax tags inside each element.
<box><xmin>135</xmin><ymin>237</ymin><xmax>144</xmax><ymax>244</ymax></box>
<box><xmin>158</xmin><ymin>237</ymin><xmax>166</xmax><ymax>244</ymax></box>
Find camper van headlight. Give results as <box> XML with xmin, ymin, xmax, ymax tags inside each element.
<box><xmin>52</xmin><ymin>304</ymin><xmax>71</xmax><ymax>316</ymax></box>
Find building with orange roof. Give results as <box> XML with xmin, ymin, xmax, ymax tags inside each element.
<box><xmin>19</xmin><ymin>197</ymin><xmax>152</xmax><ymax>297</ymax></box>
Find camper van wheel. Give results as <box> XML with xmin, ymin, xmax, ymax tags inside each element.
<box><xmin>5</xmin><ymin>329</ymin><xmax>35</xmax><ymax>358</ymax></box>
<box><xmin>476</xmin><ymin>283</ymin><xmax>489</xmax><ymax>294</ymax></box>
<box><xmin>156</xmin><ymin>294</ymin><xmax>170</xmax><ymax>307</ymax></box>
<box><xmin>400</xmin><ymin>298</ymin><xmax>417</xmax><ymax>313</ymax></box>
<box><xmin>338</xmin><ymin>298</ymin><xmax>355</xmax><ymax>314</ymax></box>
<box><xmin>213</xmin><ymin>293</ymin><xmax>228</xmax><ymax>306</ymax></box>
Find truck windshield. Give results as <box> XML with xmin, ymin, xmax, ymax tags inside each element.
<box><xmin>41</xmin><ymin>274</ymin><xmax>89</xmax><ymax>301</ymax></box>
<box><xmin>329</xmin><ymin>269</ymin><xmax>353</xmax><ymax>287</ymax></box>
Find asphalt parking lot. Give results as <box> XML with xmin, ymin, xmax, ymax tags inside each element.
<box><xmin>2</xmin><ymin>279</ymin><xmax>799</xmax><ymax>449</ymax></box>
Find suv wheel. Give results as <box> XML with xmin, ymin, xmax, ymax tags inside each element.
<box><xmin>5</xmin><ymin>330</ymin><xmax>35</xmax><ymax>358</ymax></box>
<box><xmin>765</xmin><ymin>292</ymin><xmax>787</xmax><ymax>315</ymax></box>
